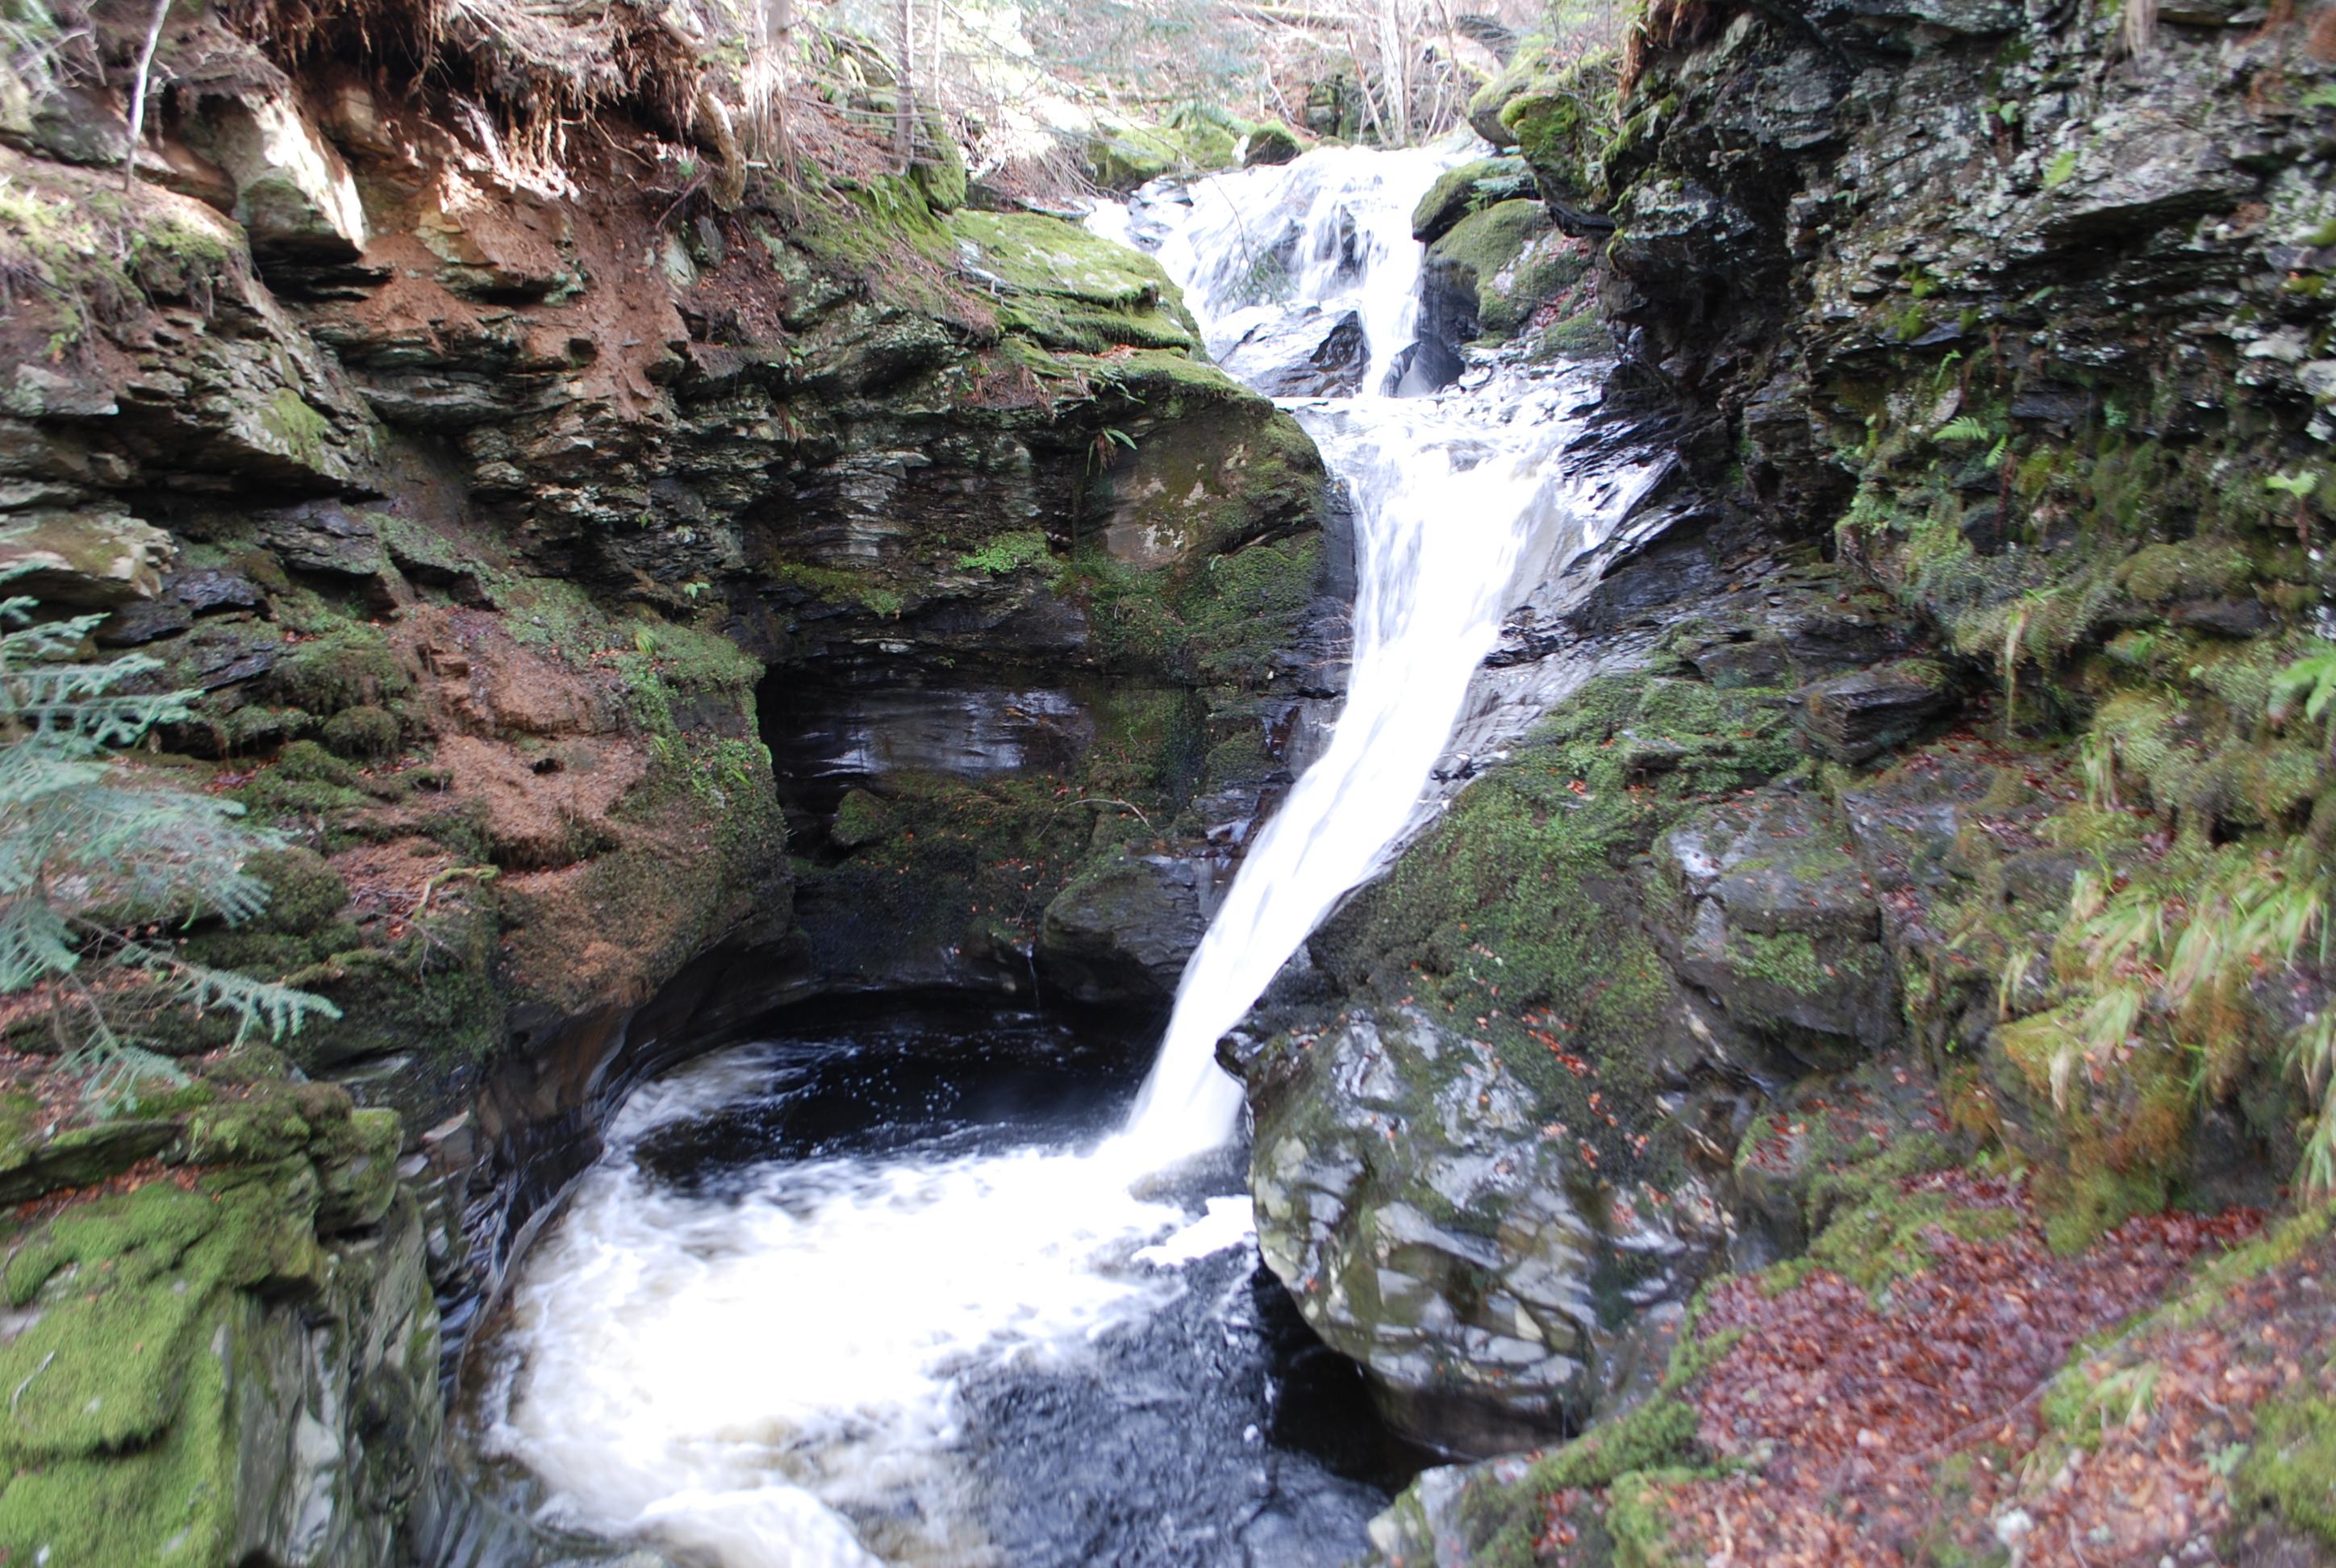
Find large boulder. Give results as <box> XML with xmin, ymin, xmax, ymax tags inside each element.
<box><xmin>182</xmin><ymin>94</ymin><xmax>369</xmax><ymax>264</ymax></box>
<box><xmin>1410</xmin><ymin>156</ymin><xmax>1537</xmax><ymax>244</ymax></box>
<box><xmin>1653</xmin><ymin>788</ymin><xmax>1900</xmax><ymax>1065</ymax></box>
<box><xmin>1037</xmin><ymin>849</ymin><xmax>1208</xmax><ymax>1007</ymax></box>
<box><xmin>1791</xmin><ymin>658</ymin><xmax>1956</xmax><ymax>764</ymax></box>
<box><xmin>1240</xmin><ymin>1007</ymin><xmax>1723</xmax><ymax>1453</ymax></box>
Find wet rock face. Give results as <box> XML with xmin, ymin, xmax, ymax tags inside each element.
<box><xmin>1240</xmin><ymin>1011</ymin><xmax>1719</xmax><ymax>1455</ymax></box>
<box><xmin>1217</xmin><ymin>307</ymin><xmax>1370</xmax><ymax>398</ymax></box>
<box><xmin>1224</xmin><ymin>551</ymin><xmax>1944</xmax><ymax>1456</ymax></box>
<box><xmin>1037</xmin><ymin>850</ymin><xmax>1210</xmax><ymax>1009</ymax></box>
<box><xmin>1653</xmin><ymin>789</ymin><xmax>1899</xmax><ymax>1066</ymax></box>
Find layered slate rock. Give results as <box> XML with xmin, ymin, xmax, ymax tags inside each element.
<box><xmin>0</xmin><ymin>1068</ymin><xmax>439</xmax><ymax>1568</ymax></box>
<box><xmin>1653</xmin><ymin>788</ymin><xmax>1897</xmax><ymax>1066</ymax></box>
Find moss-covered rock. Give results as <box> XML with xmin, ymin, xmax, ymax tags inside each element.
<box><xmin>1036</xmin><ymin>848</ymin><xmax>1206</xmax><ymax>1007</ymax></box>
<box><xmin>948</xmin><ymin>209</ymin><xmax>1199</xmax><ymax>354</ymax></box>
<box><xmin>0</xmin><ymin>1071</ymin><xmax>437</xmax><ymax>1568</ymax></box>
<box><xmin>1422</xmin><ymin>199</ymin><xmax>1586</xmax><ymax>344</ymax></box>
<box><xmin>1412</xmin><ymin>156</ymin><xmax>1538</xmax><ymax>244</ymax></box>
<box><xmin>1233</xmin><ymin>665</ymin><xmax>1809</xmax><ymax>1451</ymax></box>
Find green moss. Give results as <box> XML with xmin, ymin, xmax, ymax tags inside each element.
<box><xmin>1074</xmin><ymin>532</ymin><xmax>1321</xmax><ymax>686</ymax></box>
<box><xmin>1533</xmin><ymin>307</ymin><xmax>1615</xmax><ymax>361</ymax></box>
<box><xmin>1723</xmin><ymin>929</ymin><xmax>1835</xmax><ymax>996</ymax></box>
<box><xmin>243</xmin><ymin>848</ymin><xmax>350</xmax><ymax>935</ymax></box>
<box><xmin>267</xmin><ymin>623</ymin><xmax>409</xmax><ymax>716</ymax></box>
<box><xmin>257</xmin><ymin>388</ymin><xmax>333</xmax><ymax>465</ymax></box>
<box><xmin>1086</xmin><ymin>107</ymin><xmax>1245</xmax><ymax>190</ymax></box>
<box><xmin>1412</xmin><ymin>156</ymin><xmax>1537</xmax><ymax>242</ymax></box>
<box><xmin>1427</xmin><ymin>199</ymin><xmax>1569</xmax><ymax>340</ymax></box>
<box><xmin>319</xmin><ymin>702</ymin><xmax>403</xmax><ymax>761</ymax></box>
<box><xmin>1498</xmin><ymin>50</ymin><xmax>1619</xmax><ymax>198</ymax></box>
<box><xmin>948</xmin><ymin>208</ymin><xmax>1196</xmax><ymax>353</ymax></box>
<box><xmin>1449</xmin><ymin>1398</ymin><xmax>1704</xmax><ymax>1568</ymax></box>
<box><xmin>830</xmin><ymin>787</ymin><xmax>897</xmax><ymax>848</ymax></box>
<box><xmin>0</xmin><ymin>1070</ymin><xmax>413</xmax><ymax>1564</ymax></box>
<box><xmin>0</xmin><ymin>178</ymin><xmax>244</xmax><ymax>354</ymax></box>
<box><xmin>227</xmin><ymin>740</ymin><xmax>378</xmax><ymax>828</ymax></box>
<box><xmin>769</xmin><ymin>560</ymin><xmax>908</xmax><ymax>619</ymax></box>
<box><xmin>2115</xmin><ymin>540</ymin><xmax>2255</xmax><ymax>605</ymax></box>
<box><xmin>2235</xmin><ymin>1390</ymin><xmax>2336</xmax><ymax>1543</ymax></box>
<box><xmin>1316</xmin><ymin>673</ymin><xmax>1797</xmax><ymax>1179</ymax></box>
<box><xmin>957</xmin><ymin>528</ymin><xmax>1052</xmax><ymax>576</ymax></box>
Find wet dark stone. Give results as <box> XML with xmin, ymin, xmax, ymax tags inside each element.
<box><xmin>1038</xmin><ymin>851</ymin><xmax>1211</xmax><ymax>1008</ymax></box>
<box><xmin>1224</xmin><ymin>308</ymin><xmax>1369</xmax><ymax>398</ymax></box>
<box><xmin>2168</xmin><ymin>595</ymin><xmax>2270</xmax><ymax>637</ymax></box>
<box><xmin>1792</xmin><ymin>661</ymin><xmax>1957</xmax><ymax>764</ymax></box>
<box><xmin>254</xmin><ymin>502</ymin><xmax>391</xmax><ymax>580</ymax></box>
<box><xmin>96</xmin><ymin>596</ymin><xmax>195</xmax><ymax>646</ymax></box>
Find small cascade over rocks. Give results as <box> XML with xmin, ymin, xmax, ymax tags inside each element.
<box><xmin>1106</xmin><ymin>148</ymin><xmax>1663</xmax><ymax>1170</ymax></box>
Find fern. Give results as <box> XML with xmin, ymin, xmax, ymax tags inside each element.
<box><xmin>1935</xmin><ymin>415</ymin><xmax>1992</xmax><ymax>444</ymax></box>
<box><xmin>0</xmin><ymin>583</ymin><xmax>340</xmax><ymax>1108</ymax></box>
<box><xmin>2270</xmin><ymin>644</ymin><xmax>2336</xmax><ymax>729</ymax></box>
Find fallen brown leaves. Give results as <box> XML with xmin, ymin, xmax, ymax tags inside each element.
<box><xmin>1658</xmin><ymin>1176</ymin><xmax>2263</xmax><ymax>1567</ymax></box>
<box><xmin>2007</xmin><ymin>1236</ymin><xmax>2331</xmax><ymax>1568</ymax></box>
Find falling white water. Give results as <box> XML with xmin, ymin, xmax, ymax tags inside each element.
<box><xmin>482</xmin><ymin>143</ymin><xmax>1658</xmax><ymax>1568</ymax></box>
<box><xmin>1110</xmin><ymin>148</ymin><xmax>1655</xmax><ymax>1168</ymax></box>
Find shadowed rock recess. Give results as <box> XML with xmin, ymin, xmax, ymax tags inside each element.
<box><xmin>2</xmin><ymin>0</ymin><xmax>2335</xmax><ymax>1562</ymax></box>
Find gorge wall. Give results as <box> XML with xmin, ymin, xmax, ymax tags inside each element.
<box><xmin>2</xmin><ymin>0</ymin><xmax>2334</xmax><ymax>1560</ymax></box>
<box><xmin>0</xmin><ymin>5</ymin><xmax>1335</xmax><ymax>1560</ymax></box>
<box><xmin>1224</xmin><ymin>1</ymin><xmax>2336</xmax><ymax>1562</ymax></box>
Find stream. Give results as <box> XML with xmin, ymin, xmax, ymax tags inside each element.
<box><xmin>461</xmin><ymin>142</ymin><xmax>1658</xmax><ymax>1566</ymax></box>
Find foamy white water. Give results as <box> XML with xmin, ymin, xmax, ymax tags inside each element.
<box><xmin>1112</xmin><ymin>149</ymin><xmax>1655</xmax><ymax>1167</ymax></box>
<box><xmin>482</xmin><ymin>1043</ymin><xmax>1233</xmax><ymax>1566</ymax></box>
<box><xmin>483</xmin><ymin>142</ymin><xmax>1653</xmax><ymax>1566</ymax></box>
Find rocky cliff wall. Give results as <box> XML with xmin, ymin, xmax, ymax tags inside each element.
<box><xmin>1221</xmin><ymin>0</ymin><xmax>2336</xmax><ymax>1560</ymax></box>
<box><xmin>0</xmin><ymin>4</ymin><xmax>1335</xmax><ymax>1559</ymax></box>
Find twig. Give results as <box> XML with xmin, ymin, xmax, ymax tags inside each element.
<box><xmin>11</xmin><ymin>1350</ymin><xmax>56</xmax><ymax>1416</ymax></box>
<box><xmin>121</xmin><ymin>0</ymin><xmax>171</xmax><ymax>194</ymax></box>
<box><xmin>412</xmin><ymin>865</ymin><xmax>498</xmax><ymax>922</ymax></box>
<box><xmin>1057</xmin><ymin>795</ymin><xmax>1153</xmax><ymax>830</ymax></box>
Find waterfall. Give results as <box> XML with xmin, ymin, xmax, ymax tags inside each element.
<box><xmin>478</xmin><ymin>145</ymin><xmax>1662</xmax><ymax>1568</ymax></box>
<box><xmin>1103</xmin><ymin>146</ymin><xmax>1637</xmax><ymax>1169</ymax></box>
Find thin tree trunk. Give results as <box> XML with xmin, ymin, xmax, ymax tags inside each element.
<box><xmin>1379</xmin><ymin>0</ymin><xmax>1410</xmax><ymax>145</ymax></box>
<box><xmin>895</xmin><ymin>0</ymin><xmax>915</xmax><ymax>172</ymax></box>
<box><xmin>928</xmin><ymin>0</ymin><xmax>944</xmax><ymax>127</ymax></box>
<box><xmin>121</xmin><ymin>0</ymin><xmax>171</xmax><ymax>193</ymax></box>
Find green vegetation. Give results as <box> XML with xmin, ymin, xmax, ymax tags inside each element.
<box><xmin>1317</xmin><ymin>668</ymin><xmax>1799</xmax><ymax>1176</ymax></box>
<box><xmin>0</xmin><ymin>177</ymin><xmax>243</xmax><ymax>356</ymax></box>
<box><xmin>0</xmin><ymin>590</ymin><xmax>337</xmax><ymax>1104</ymax></box>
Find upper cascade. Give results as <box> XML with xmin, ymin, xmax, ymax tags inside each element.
<box><xmin>1098</xmin><ymin>145</ymin><xmax>1659</xmax><ymax>1170</ymax></box>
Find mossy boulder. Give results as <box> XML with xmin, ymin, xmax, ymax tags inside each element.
<box><xmin>1652</xmin><ymin>788</ymin><xmax>1899</xmax><ymax>1065</ymax></box>
<box><xmin>1792</xmin><ymin>658</ymin><xmax>1956</xmax><ymax>764</ymax></box>
<box><xmin>1037</xmin><ymin>848</ymin><xmax>1207</xmax><ymax>1007</ymax></box>
<box><xmin>1240</xmin><ymin>121</ymin><xmax>1302</xmax><ymax>166</ymax></box>
<box><xmin>1233</xmin><ymin>668</ymin><xmax>1809</xmax><ymax>1450</ymax></box>
<box><xmin>1412</xmin><ymin>156</ymin><xmax>1538</xmax><ymax>244</ymax></box>
<box><xmin>0</xmin><ymin>1071</ymin><xmax>437</xmax><ymax>1568</ymax></box>
<box><xmin>948</xmin><ymin>209</ymin><xmax>1198</xmax><ymax>354</ymax></box>
<box><xmin>0</xmin><ymin>509</ymin><xmax>175</xmax><ymax>607</ymax></box>
<box><xmin>1086</xmin><ymin>109</ymin><xmax>1246</xmax><ymax>190</ymax></box>
<box><xmin>1421</xmin><ymin>199</ymin><xmax>1583</xmax><ymax>344</ymax></box>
